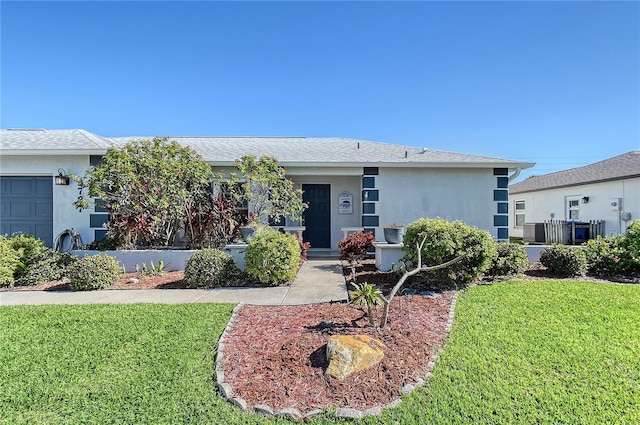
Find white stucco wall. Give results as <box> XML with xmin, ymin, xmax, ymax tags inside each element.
<box><xmin>509</xmin><ymin>177</ymin><xmax>640</xmax><ymax>238</ymax></box>
<box><xmin>377</xmin><ymin>168</ymin><xmax>498</xmax><ymax>237</ymax></box>
<box><xmin>0</xmin><ymin>155</ymin><xmax>94</xmax><ymax>245</ymax></box>
<box><xmin>2</xmin><ymin>155</ymin><xmax>510</xmax><ymax>249</ymax></box>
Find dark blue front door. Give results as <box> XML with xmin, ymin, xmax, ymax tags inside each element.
<box><xmin>302</xmin><ymin>184</ymin><xmax>331</xmax><ymax>249</ymax></box>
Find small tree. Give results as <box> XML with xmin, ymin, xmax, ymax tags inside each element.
<box><xmin>73</xmin><ymin>137</ymin><xmax>216</xmax><ymax>248</ymax></box>
<box><xmin>232</xmin><ymin>155</ymin><xmax>307</xmax><ymax>226</ymax></box>
<box><xmin>379</xmin><ymin>235</ymin><xmax>464</xmax><ymax>329</ymax></box>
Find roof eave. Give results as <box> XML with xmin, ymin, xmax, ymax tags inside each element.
<box><xmin>0</xmin><ymin>149</ymin><xmax>109</xmax><ymax>156</ymax></box>
<box><xmin>207</xmin><ymin>160</ymin><xmax>536</xmax><ymax>169</ymax></box>
<box><xmin>510</xmin><ymin>173</ymin><xmax>640</xmax><ymax>194</ymax></box>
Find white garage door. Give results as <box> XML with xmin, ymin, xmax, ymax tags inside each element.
<box><xmin>0</xmin><ymin>176</ymin><xmax>54</xmax><ymax>247</ymax></box>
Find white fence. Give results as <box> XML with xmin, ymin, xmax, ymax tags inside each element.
<box><xmin>543</xmin><ymin>220</ymin><xmax>605</xmax><ymax>245</ymax></box>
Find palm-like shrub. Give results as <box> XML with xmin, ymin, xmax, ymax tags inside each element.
<box><xmin>349</xmin><ymin>282</ymin><xmax>384</xmax><ymax>326</ymax></box>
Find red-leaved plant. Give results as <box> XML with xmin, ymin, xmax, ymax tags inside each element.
<box><xmin>338</xmin><ymin>231</ymin><xmax>375</xmax><ymax>264</ymax></box>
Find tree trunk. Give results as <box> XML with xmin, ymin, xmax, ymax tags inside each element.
<box><xmin>379</xmin><ymin>236</ymin><xmax>465</xmax><ymax>329</ymax></box>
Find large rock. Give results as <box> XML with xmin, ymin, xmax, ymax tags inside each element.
<box><xmin>325</xmin><ymin>334</ymin><xmax>385</xmax><ymax>380</ymax></box>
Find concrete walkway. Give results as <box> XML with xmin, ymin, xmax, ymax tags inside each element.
<box><xmin>0</xmin><ymin>259</ymin><xmax>348</xmax><ymax>307</ymax></box>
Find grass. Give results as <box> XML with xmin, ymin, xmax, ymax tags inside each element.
<box><xmin>1</xmin><ymin>280</ymin><xmax>639</xmax><ymax>424</ymax></box>
<box><xmin>381</xmin><ymin>280</ymin><xmax>640</xmax><ymax>424</ymax></box>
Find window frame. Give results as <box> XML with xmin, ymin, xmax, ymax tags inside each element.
<box><xmin>514</xmin><ymin>200</ymin><xmax>526</xmax><ymax>227</ymax></box>
<box><xmin>567</xmin><ymin>197</ymin><xmax>580</xmax><ymax>220</ymax></box>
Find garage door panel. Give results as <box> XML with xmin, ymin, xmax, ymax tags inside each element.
<box><xmin>35</xmin><ymin>200</ymin><xmax>53</xmax><ymax>217</ymax></box>
<box><xmin>1</xmin><ymin>179</ymin><xmax>10</xmax><ymax>194</ymax></box>
<box><xmin>9</xmin><ymin>201</ymin><xmax>34</xmax><ymax>217</ymax></box>
<box><xmin>3</xmin><ymin>223</ymin><xmax>35</xmax><ymax>237</ymax></box>
<box><xmin>36</xmin><ymin>179</ymin><xmax>53</xmax><ymax>194</ymax></box>
<box><xmin>35</xmin><ymin>223</ymin><xmax>54</xmax><ymax>241</ymax></box>
<box><xmin>8</xmin><ymin>179</ymin><xmax>34</xmax><ymax>194</ymax></box>
<box><xmin>0</xmin><ymin>177</ymin><xmax>53</xmax><ymax>247</ymax></box>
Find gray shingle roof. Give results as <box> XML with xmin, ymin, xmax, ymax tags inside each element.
<box><xmin>0</xmin><ymin>129</ymin><xmax>115</xmax><ymax>151</ymax></box>
<box><xmin>1</xmin><ymin>129</ymin><xmax>534</xmax><ymax>169</ymax></box>
<box><xmin>109</xmin><ymin>136</ymin><xmax>533</xmax><ymax>168</ymax></box>
<box><xmin>510</xmin><ymin>151</ymin><xmax>640</xmax><ymax>194</ymax></box>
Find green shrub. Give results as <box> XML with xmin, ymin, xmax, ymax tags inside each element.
<box><xmin>619</xmin><ymin>221</ymin><xmax>640</xmax><ymax>273</ymax></box>
<box><xmin>540</xmin><ymin>245</ymin><xmax>587</xmax><ymax>276</ymax></box>
<box><xmin>338</xmin><ymin>231</ymin><xmax>375</xmax><ymax>263</ymax></box>
<box><xmin>402</xmin><ymin>218</ymin><xmax>496</xmax><ymax>289</ymax></box>
<box><xmin>8</xmin><ymin>233</ymin><xmax>47</xmax><ymax>267</ymax></box>
<box><xmin>0</xmin><ymin>234</ymin><xmax>78</xmax><ymax>287</ymax></box>
<box><xmin>15</xmin><ymin>251</ymin><xmax>77</xmax><ymax>286</ymax></box>
<box><xmin>245</xmin><ymin>228</ymin><xmax>300</xmax><ymax>285</ymax></box>
<box><xmin>584</xmin><ymin>222</ymin><xmax>640</xmax><ymax>276</ymax></box>
<box><xmin>4</xmin><ymin>233</ymin><xmax>79</xmax><ymax>286</ymax></box>
<box><xmin>583</xmin><ymin>236</ymin><xmax>627</xmax><ymax>276</ymax></box>
<box><xmin>485</xmin><ymin>242</ymin><xmax>530</xmax><ymax>277</ymax></box>
<box><xmin>183</xmin><ymin>249</ymin><xmax>239</xmax><ymax>288</ymax></box>
<box><xmin>68</xmin><ymin>254</ymin><xmax>122</xmax><ymax>291</ymax></box>
<box><xmin>7</xmin><ymin>233</ymin><xmax>47</xmax><ymax>283</ymax></box>
<box><xmin>0</xmin><ymin>236</ymin><xmax>22</xmax><ymax>287</ymax></box>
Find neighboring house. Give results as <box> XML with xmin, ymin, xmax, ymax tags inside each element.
<box><xmin>1</xmin><ymin>128</ymin><xmax>534</xmax><ymax>249</ymax></box>
<box><xmin>509</xmin><ymin>151</ymin><xmax>640</xmax><ymax>239</ymax></box>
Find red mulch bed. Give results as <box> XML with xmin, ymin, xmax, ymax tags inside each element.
<box><xmin>0</xmin><ymin>271</ymin><xmax>188</xmax><ymax>292</ymax></box>
<box><xmin>219</xmin><ymin>292</ymin><xmax>455</xmax><ymax>412</ymax></box>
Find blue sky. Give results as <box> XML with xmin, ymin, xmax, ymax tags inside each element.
<box><xmin>1</xmin><ymin>1</ymin><xmax>638</xmax><ymax>182</ymax></box>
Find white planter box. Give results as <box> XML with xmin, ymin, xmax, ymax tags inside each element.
<box><xmin>224</xmin><ymin>243</ymin><xmax>248</xmax><ymax>271</ymax></box>
<box><xmin>71</xmin><ymin>250</ymin><xmax>198</xmax><ymax>272</ymax></box>
<box><xmin>523</xmin><ymin>245</ymin><xmax>552</xmax><ymax>263</ymax></box>
<box><xmin>373</xmin><ymin>242</ymin><xmax>405</xmax><ymax>272</ymax></box>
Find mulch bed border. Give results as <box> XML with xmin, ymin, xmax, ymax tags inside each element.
<box><xmin>214</xmin><ymin>293</ymin><xmax>459</xmax><ymax>420</ymax></box>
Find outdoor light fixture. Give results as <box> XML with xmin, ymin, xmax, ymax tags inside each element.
<box><xmin>55</xmin><ymin>168</ymin><xmax>70</xmax><ymax>186</ymax></box>
<box><xmin>582</xmin><ymin>196</ymin><xmax>589</xmax><ymax>204</ymax></box>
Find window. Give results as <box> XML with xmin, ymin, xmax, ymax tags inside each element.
<box><xmin>515</xmin><ymin>200</ymin><xmax>525</xmax><ymax>227</ymax></box>
<box><xmin>567</xmin><ymin>198</ymin><xmax>580</xmax><ymax>220</ymax></box>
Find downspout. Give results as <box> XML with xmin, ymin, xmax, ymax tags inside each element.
<box><xmin>508</xmin><ymin>167</ymin><xmax>522</xmax><ymax>183</ymax></box>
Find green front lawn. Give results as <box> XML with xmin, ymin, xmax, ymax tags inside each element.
<box><xmin>1</xmin><ymin>280</ymin><xmax>639</xmax><ymax>424</ymax></box>
<box><xmin>383</xmin><ymin>280</ymin><xmax>640</xmax><ymax>424</ymax></box>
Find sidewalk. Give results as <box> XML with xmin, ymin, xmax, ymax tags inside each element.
<box><xmin>0</xmin><ymin>259</ymin><xmax>348</xmax><ymax>307</ymax></box>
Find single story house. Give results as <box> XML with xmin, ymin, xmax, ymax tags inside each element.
<box><xmin>1</xmin><ymin>129</ymin><xmax>534</xmax><ymax>250</ymax></box>
<box><xmin>509</xmin><ymin>151</ymin><xmax>640</xmax><ymax>239</ymax></box>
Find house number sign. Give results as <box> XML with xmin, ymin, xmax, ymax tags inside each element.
<box><xmin>339</xmin><ymin>191</ymin><xmax>353</xmax><ymax>214</ymax></box>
